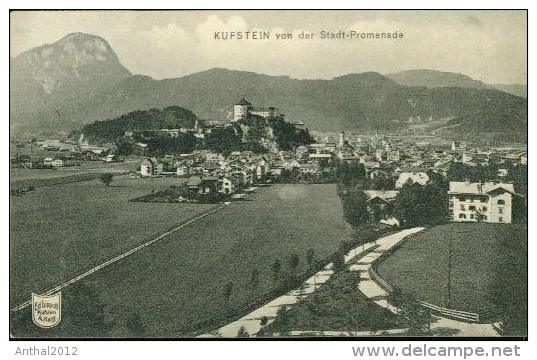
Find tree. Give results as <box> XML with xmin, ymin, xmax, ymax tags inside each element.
<box><xmin>275</xmin><ymin>307</ymin><xmax>291</xmax><ymax>335</ymax></box>
<box><xmin>398</xmin><ymin>294</ymin><xmax>432</xmax><ymax>335</ymax></box>
<box><xmin>332</xmin><ymin>251</ymin><xmax>346</xmax><ymax>273</ymax></box>
<box><xmin>340</xmin><ymin>190</ymin><xmax>370</xmax><ymax>228</ymax></box>
<box><xmin>250</xmin><ymin>269</ymin><xmax>260</xmax><ymax>289</ymax></box>
<box><xmin>306</xmin><ymin>248</ymin><xmax>315</xmax><ymax>272</ymax></box>
<box><xmin>100</xmin><ymin>173</ymin><xmax>113</xmax><ymax>186</ymax></box>
<box><xmin>237</xmin><ymin>326</ymin><xmax>250</xmax><ymax>338</ymax></box>
<box><xmin>222</xmin><ymin>282</ymin><xmax>234</xmax><ymax>304</ymax></box>
<box><xmin>115</xmin><ymin>139</ymin><xmax>135</xmax><ymax>156</ymax></box>
<box><xmin>288</xmin><ymin>254</ymin><xmax>300</xmax><ymax>278</ymax></box>
<box><xmin>393</xmin><ymin>182</ymin><xmax>447</xmax><ymax>226</ymax></box>
<box><xmin>271</xmin><ymin>260</ymin><xmax>282</xmax><ymax>284</ymax></box>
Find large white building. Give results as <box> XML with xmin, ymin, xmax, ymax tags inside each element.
<box><xmin>233</xmin><ymin>98</ymin><xmax>279</xmax><ymax>122</ymax></box>
<box><xmin>448</xmin><ymin>181</ymin><xmax>515</xmax><ymax>223</ymax></box>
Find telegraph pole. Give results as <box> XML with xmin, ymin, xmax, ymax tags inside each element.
<box><xmin>447</xmin><ymin>236</ymin><xmax>452</xmax><ymax>308</ymax></box>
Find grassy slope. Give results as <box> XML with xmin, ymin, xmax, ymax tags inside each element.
<box><xmin>261</xmin><ymin>271</ymin><xmax>404</xmax><ymax>335</ymax></box>
<box><xmin>12</xmin><ymin>184</ymin><xmax>352</xmax><ymax>337</ymax></box>
<box><xmin>377</xmin><ymin>223</ymin><xmax>527</xmax><ymax>313</ymax></box>
<box><xmin>10</xmin><ymin>176</ymin><xmax>215</xmax><ymax>307</ymax></box>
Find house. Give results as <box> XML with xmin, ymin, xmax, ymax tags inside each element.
<box><xmin>337</xmin><ymin>142</ymin><xmax>356</xmax><ymax>161</ymax></box>
<box><xmin>206</xmin><ymin>152</ymin><xmax>225</xmax><ymax>163</ymax></box>
<box><xmin>176</xmin><ymin>163</ymin><xmax>190</xmax><ymax>177</ymax></box>
<box><xmin>299</xmin><ymin>163</ymin><xmax>320</xmax><ymax>175</ymax></box>
<box><xmin>282</xmin><ymin>159</ymin><xmax>300</xmax><ymax>170</ymax></box>
<box><xmin>221</xmin><ymin>176</ymin><xmax>237</xmax><ymax>195</ymax></box>
<box><xmin>43</xmin><ymin>157</ymin><xmax>63</xmax><ymax>167</ymax></box>
<box><xmin>520</xmin><ymin>153</ymin><xmax>527</xmax><ymax>165</ymax></box>
<box><xmin>200</xmin><ymin>176</ymin><xmax>220</xmax><ymax>194</ymax></box>
<box><xmin>386</xmin><ymin>149</ymin><xmax>400</xmax><ymax>162</ymax></box>
<box><xmin>140</xmin><ymin>158</ymin><xmax>163</xmax><ymax>177</ymax></box>
<box><xmin>201</xmin><ymin>162</ymin><xmax>221</xmax><ymax>176</ymax></box>
<box><xmin>395</xmin><ymin>171</ymin><xmax>429</xmax><ymax>188</ymax></box>
<box><xmin>462</xmin><ymin>152</ymin><xmax>474</xmax><ymax>165</ymax></box>
<box><xmin>103</xmin><ymin>154</ymin><xmax>118</xmax><ymax>163</ymax></box>
<box><xmin>448</xmin><ymin>181</ymin><xmax>515</xmax><ymax>223</ymax></box>
<box><xmin>309</xmin><ymin>153</ymin><xmax>333</xmax><ymax>163</ymax></box>
<box><xmin>361</xmin><ymin>162</ymin><xmax>380</xmax><ymax>179</ymax></box>
<box><xmin>252</xmin><ymin>158</ymin><xmax>269</xmax><ymax>180</ymax></box>
<box><xmin>451</xmin><ymin>141</ymin><xmax>466</xmax><ymax>151</ymax></box>
<box><xmin>362</xmin><ymin>190</ymin><xmax>399</xmax><ymax>222</ymax></box>
<box><xmin>308</xmin><ymin>143</ymin><xmax>337</xmax><ymax>154</ymax></box>
<box><xmin>187</xmin><ymin>176</ymin><xmax>203</xmax><ymax>194</ymax></box>
<box><xmin>296</xmin><ymin>145</ymin><xmax>309</xmax><ymax>159</ymax></box>
<box><xmin>12</xmin><ymin>155</ymin><xmax>33</xmax><ymax>168</ymax></box>
<box><xmin>269</xmin><ymin>162</ymin><xmax>284</xmax><ymax>176</ymax></box>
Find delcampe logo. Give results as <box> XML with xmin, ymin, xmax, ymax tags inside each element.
<box><xmin>32</xmin><ymin>292</ymin><xmax>62</xmax><ymax>328</ymax></box>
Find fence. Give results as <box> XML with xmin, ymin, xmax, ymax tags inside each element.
<box><xmin>367</xmin><ymin>230</ymin><xmax>500</xmax><ymax>324</ymax></box>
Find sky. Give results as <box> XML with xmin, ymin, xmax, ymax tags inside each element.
<box><xmin>10</xmin><ymin>10</ymin><xmax>527</xmax><ymax>85</ymax></box>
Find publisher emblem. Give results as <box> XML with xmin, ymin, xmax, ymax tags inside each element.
<box><xmin>32</xmin><ymin>293</ymin><xmax>61</xmax><ymax>328</ymax></box>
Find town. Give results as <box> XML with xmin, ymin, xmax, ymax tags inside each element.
<box><xmin>11</xmin><ymin>98</ymin><xmax>527</xmax><ymax>224</ymax></box>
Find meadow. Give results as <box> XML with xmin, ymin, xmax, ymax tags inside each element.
<box><xmin>10</xmin><ymin>176</ymin><xmax>215</xmax><ymax>308</ymax></box>
<box><xmin>377</xmin><ymin>223</ymin><xmax>527</xmax><ymax>314</ymax></box>
<box><xmin>11</xmin><ymin>183</ymin><xmax>353</xmax><ymax>337</ymax></box>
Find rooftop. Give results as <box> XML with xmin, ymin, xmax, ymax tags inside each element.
<box><xmin>448</xmin><ymin>181</ymin><xmax>515</xmax><ymax>195</ymax></box>
<box><xmin>363</xmin><ymin>190</ymin><xmax>400</xmax><ymax>202</ymax></box>
<box><xmin>235</xmin><ymin>98</ymin><xmax>252</xmax><ymax>106</ymax></box>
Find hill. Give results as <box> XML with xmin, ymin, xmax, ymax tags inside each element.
<box><xmin>386</xmin><ymin>69</ymin><xmax>491</xmax><ymax>89</ymax></box>
<box><xmin>81</xmin><ymin>106</ymin><xmax>314</xmax><ymax>155</ymax></box>
<box><xmin>388</xmin><ymin>69</ymin><xmax>527</xmax><ymax>98</ymax></box>
<box><xmin>490</xmin><ymin>84</ymin><xmax>527</xmax><ymax>98</ymax></box>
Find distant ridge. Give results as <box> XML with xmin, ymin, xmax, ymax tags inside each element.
<box><xmin>10</xmin><ymin>33</ymin><xmax>527</xmax><ymax>142</ymax></box>
<box><xmin>387</xmin><ymin>69</ymin><xmax>526</xmax><ymax>98</ymax></box>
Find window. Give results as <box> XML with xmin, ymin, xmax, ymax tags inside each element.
<box><xmin>482</xmin><ymin>206</ymin><xmax>487</xmax><ymax>212</ymax></box>
<box><xmin>469</xmin><ymin>206</ymin><xmax>476</xmax><ymax>211</ymax></box>
<box><xmin>459</xmin><ymin>214</ymin><xmax>466</xmax><ymax>219</ymax></box>
<box><xmin>460</xmin><ymin>205</ymin><xmax>465</xmax><ymax>210</ymax></box>
<box><xmin>498</xmin><ymin>208</ymin><xmax>503</xmax><ymax>214</ymax></box>
<box><xmin>498</xmin><ymin>199</ymin><xmax>505</xmax><ymax>205</ymax></box>
<box><xmin>499</xmin><ymin>217</ymin><xmax>503</xmax><ymax>223</ymax></box>
<box><xmin>481</xmin><ymin>197</ymin><xmax>488</xmax><ymax>203</ymax></box>
<box><xmin>470</xmin><ymin>214</ymin><xmax>474</xmax><ymax>219</ymax></box>
<box><xmin>483</xmin><ymin>215</ymin><xmax>488</xmax><ymax>220</ymax></box>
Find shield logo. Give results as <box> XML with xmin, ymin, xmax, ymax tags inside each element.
<box><xmin>32</xmin><ymin>292</ymin><xmax>62</xmax><ymax>328</ymax></box>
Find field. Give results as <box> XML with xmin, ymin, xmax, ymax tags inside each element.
<box><xmin>10</xmin><ymin>176</ymin><xmax>215</xmax><ymax>308</ymax></box>
<box><xmin>11</xmin><ymin>161</ymin><xmax>137</xmax><ymax>185</ymax></box>
<box><xmin>11</xmin><ymin>183</ymin><xmax>352</xmax><ymax>338</ymax></box>
<box><xmin>377</xmin><ymin>223</ymin><xmax>527</xmax><ymax>314</ymax></box>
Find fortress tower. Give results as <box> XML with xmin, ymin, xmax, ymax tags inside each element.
<box><xmin>233</xmin><ymin>98</ymin><xmax>252</xmax><ymax>122</ymax></box>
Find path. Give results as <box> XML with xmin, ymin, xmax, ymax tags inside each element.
<box><xmin>202</xmin><ymin>228</ymin><xmax>422</xmax><ymax>338</ymax></box>
<box><xmin>350</xmin><ymin>227</ymin><xmax>499</xmax><ymax>337</ymax></box>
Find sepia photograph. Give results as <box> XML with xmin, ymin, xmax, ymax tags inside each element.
<box><xmin>9</xmin><ymin>9</ymin><xmax>527</xmax><ymax>341</ymax></box>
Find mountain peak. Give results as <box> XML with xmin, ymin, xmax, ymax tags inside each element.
<box><xmin>12</xmin><ymin>31</ymin><xmax>131</xmax><ymax>95</ymax></box>
<box><xmin>55</xmin><ymin>32</ymin><xmax>112</xmax><ymax>51</ymax></box>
